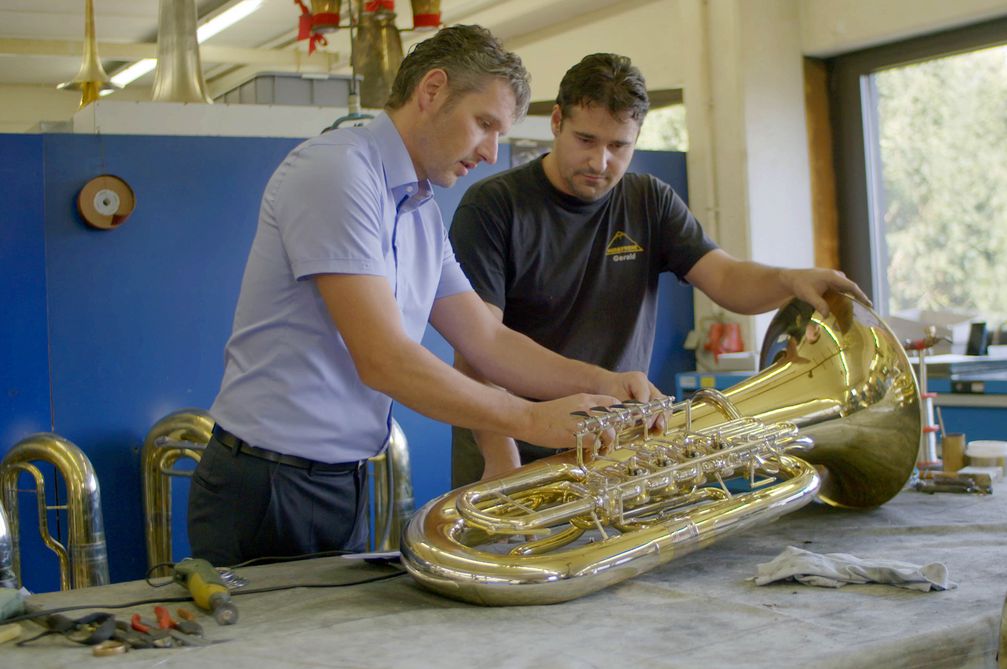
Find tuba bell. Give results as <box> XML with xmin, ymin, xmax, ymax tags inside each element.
<box><xmin>401</xmin><ymin>292</ymin><xmax>921</xmax><ymax>605</ymax></box>
<box><xmin>0</xmin><ymin>434</ymin><xmax>110</xmax><ymax>590</ymax></box>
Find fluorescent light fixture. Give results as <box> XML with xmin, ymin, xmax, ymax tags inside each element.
<box><xmin>108</xmin><ymin>59</ymin><xmax>156</xmax><ymax>89</ymax></box>
<box><xmin>197</xmin><ymin>0</ymin><xmax>264</xmax><ymax>42</ymax></box>
<box><xmin>109</xmin><ymin>0</ymin><xmax>264</xmax><ymax>89</ymax></box>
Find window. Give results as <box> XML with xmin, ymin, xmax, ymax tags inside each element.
<box><xmin>830</xmin><ymin>18</ymin><xmax>1007</xmax><ymax>323</ymax></box>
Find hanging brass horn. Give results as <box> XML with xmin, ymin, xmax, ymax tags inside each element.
<box><xmin>151</xmin><ymin>0</ymin><xmax>212</xmax><ymax>103</ymax></box>
<box><xmin>352</xmin><ymin>8</ymin><xmax>404</xmax><ymax>108</ymax></box>
<box><xmin>142</xmin><ymin>409</ymin><xmax>213</xmax><ymax>577</ymax></box>
<box><xmin>57</xmin><ymin>0</ymin><xmax>120</xmax><ymax>108</ymax></box>
<box><xmin>401</xmin><ymin>292</ymin><xmax>921</xmax><ymax>605</ymax></box>
<box><xmin>0</xmin><ymin>434</ymin><xmax>110</xmax><ymax>590</ymax></box>
<box><xmin>142</xmin><ymin>410</ymin><xmax>414</xmax><ymax>567</ymax></box>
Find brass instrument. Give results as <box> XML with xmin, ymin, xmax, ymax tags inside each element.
<box><xmin>142</xmin><ymin>409</ymin><xmax>213</xmax><ymax>577</ymax></box>
<box><xmin>151</xmin><ymin>0</ymin><xmax>212</xmax><ymax>103</ymax></box>
<box><xmin>352</xmin><ymin>9</ymin><xmax>404</xmax><ymax>108</ymax></box>
<box><xmin>0</xmin><ymin>434</ymin><xmax>110</xmax><ymax>590</ymax></box>
<box><xmin>401</xmin><ymin>293</ymin><xmax>921</xmax><ymax>605</ymax></box>
<box><xmin>143</xmin><ymin>411</ymin><xmax>413</xmax><ymax>569</ymax></box>
<box><xmin>57</xmin><ymin>0</ymin><xmax>119</xmax><ymax>108</ymax></box>
<box><xmin>0</xmin><ymin>501</ymin><xmax>15</xmax><ymax>588</ymax></box>
<box><xmin>370</xmin><ymin>419</ymin><xmax>414</xmax><ymax>551</ymax></box>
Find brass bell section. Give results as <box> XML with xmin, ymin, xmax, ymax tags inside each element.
<box><xmin>0</xmin><ymin>434</ymin><xmax>110</xmax><ymax>590</ymax></box>
<box><xmin>57</xmin><ymin>0</ymin><xmax>119</xmax><ymax>108</ymax></box>
<box><xmin>142</xmin><ymin>409</ymin><xmax>213</xmax><ymax>577</ymax></box>
<box><xmin>151</xmin><ymin>0</ymin><xmax>212</xmax><ymax>103</ymax></box>
<box><xmin>401</xmin><ymin>293</ymin><xmax>921</xmax><ymax>606</ymax></box>
<box><xmin>142</xmin><ymin>411</ymin><xmax>414</xmax><ymax>573</ymax></box>
<box><xmin>352</xmin><ymin>8</ymin><xmax>404</xmax><ymax>109</ymax></box>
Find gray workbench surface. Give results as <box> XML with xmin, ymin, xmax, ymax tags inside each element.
<box><xmin>10</xmin><ymin>488</ymin><xmax>1007</xmax><ymax>668</ymax></box>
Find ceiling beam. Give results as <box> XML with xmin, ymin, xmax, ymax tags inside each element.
<box><xmin>0</xmin><ymin>37</ymin><xmax>336</xmax><ymax>68</ymax></box>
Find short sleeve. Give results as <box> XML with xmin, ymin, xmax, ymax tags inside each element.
<box><xmin>656</xmin><ymin>179</ymin><xmax>719</xmax><ymax>279</ymax></box>
<box><xmin>449</xmin><ymin>194</ymin><xmax>509</xmax><ymax>310</ymax></box>
<box><xmin>269</xmin><ymin>139</ymin><xmax>387</xmax><ymax>280</ymax></box>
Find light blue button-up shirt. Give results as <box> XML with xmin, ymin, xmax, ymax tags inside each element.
<box><xmin>211</xmin><ymin>113</ymin><xmax>472</xmax><ymax>462</ymax></box>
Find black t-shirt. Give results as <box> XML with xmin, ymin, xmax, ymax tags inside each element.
<box><xmin>449</xmin><ymin>155</ymin><xmax>717</xmax><ymax>373</ymax></box>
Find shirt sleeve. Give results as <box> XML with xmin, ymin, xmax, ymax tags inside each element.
<box><xmin>434</xmin><ymin>200</ymin><xmax>474</xmax><ymax>300</ymax></box>
<box><xmin>270</xmin><ymin>138</ymin><xmax>388</xmax><ymax>280</ymax></box>
<box><xmin>448</xmin><ymin>188</ymin><xmax>510</xmax><ymax>310</ymax></box>
<box><xmin>656</xmin><ymin>178</ymin><xmax>719</xmax><ymax>279</ymax></box>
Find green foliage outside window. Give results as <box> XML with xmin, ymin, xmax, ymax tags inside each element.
<box><xmin>874</xmin><ymin>45</ymin><xmax>1007</xmax><ymax>319</ymax></box>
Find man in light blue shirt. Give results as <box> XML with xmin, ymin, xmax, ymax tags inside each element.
<box><xmin>188</xmin><ymin>25</ymin><xmax>660</xmax><ymax>567</ymax></box>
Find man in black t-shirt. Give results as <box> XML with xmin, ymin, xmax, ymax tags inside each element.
<box><xmin>449</xmin><ymin>53</ymin><xmax>869</xmax><ymax>487</ymax></box>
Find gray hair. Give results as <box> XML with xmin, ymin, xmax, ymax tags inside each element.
<box><xmin>385</xmin><ymin>24</ymin><xmax>531</xmax><ymax>122</ymax></box>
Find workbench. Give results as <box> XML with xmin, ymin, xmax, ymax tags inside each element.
<box><xmin>10</xmin><ymin>488</ymin><xmax>1007</xmax><ymax>668</ymax></box>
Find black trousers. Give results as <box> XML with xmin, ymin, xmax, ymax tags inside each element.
<box><xmin>187</xmin><ymin>433</ymin><xmax>369</xmax><ymax>568</ymax></box>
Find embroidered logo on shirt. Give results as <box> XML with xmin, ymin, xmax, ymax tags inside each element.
<box><xmin>606</xmin><ymin>231</ymin><xmax>644</xmax><ymax>262</ymax></box>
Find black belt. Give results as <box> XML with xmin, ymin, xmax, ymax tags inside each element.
<box><xmin>211</xmin><ymin>425</ymin><xmax>363</xmax><ymax>473</ymax></box>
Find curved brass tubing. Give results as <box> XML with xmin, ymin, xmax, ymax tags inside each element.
<box><xmin>402</xmin><ymin>293</ymin><xmax>921</xmax><ymax>605</ymax></box>
<box><xmin>0</xmin><ymin>433</ymin><xmax>110</xmax><ymax>590</ymax></box>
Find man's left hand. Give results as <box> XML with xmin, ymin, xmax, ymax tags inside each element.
<box><xmin>780</xmin><ymin>268</ymin><xmax>871</xmax><ymax>317</ymax></box>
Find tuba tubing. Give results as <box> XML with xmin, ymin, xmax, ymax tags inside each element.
<box><xmin>401</xmin><ymin>292</ymin><xmax>921</xmax><ymax>606</ymax></box>
<box><xmin>142</xmin><ymin>409</ymin><xmax>213</xmax><ymax>577</ymax></box>
<box><xmin>0</xmin><ymin>433</ymin><xmax>110</xmax><ymax>590</ymax></box>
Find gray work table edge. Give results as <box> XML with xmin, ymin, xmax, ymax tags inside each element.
<box><xmin>12</xmin><ymin>489</ymin><xmax>1007</xmax><ymax>669</ymax></box>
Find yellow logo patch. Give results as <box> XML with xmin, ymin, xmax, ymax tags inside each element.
<box><xmin>606</xmin><ymin>231</ymin><xmax>644</xmax><ymax>257</ymax></box>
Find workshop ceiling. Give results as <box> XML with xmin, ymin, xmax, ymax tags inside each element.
<box><xmin>0</xmin><ymin>0</ymin><xmax>627</xmax><ymax>95</ymax></box>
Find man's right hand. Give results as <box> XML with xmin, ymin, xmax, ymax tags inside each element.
<box><xmin>522</xmin><ymin>393</ymin><xmax>623</xmax><ymax>450</ymax></box>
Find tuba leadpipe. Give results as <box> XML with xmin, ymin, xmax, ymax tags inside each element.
<box><xmin>0</xmin><ymin>434</ymin><xmax>110</xmax><ymax>590</ymax></box>
<box><xmin>142</xmin><ymin>409</ymin><xmax>213</xmax><ymax>577</ymax></box>
<box><xmin>401</xmin><ymin>292</ymin><xmax>921</xmax><ymax>606</ymax></box>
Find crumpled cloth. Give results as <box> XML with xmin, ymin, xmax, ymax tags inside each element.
<box><xmin>752</xmin><ymin>545</ymin><xmax>957</xmax><ymax>591</ymax></box>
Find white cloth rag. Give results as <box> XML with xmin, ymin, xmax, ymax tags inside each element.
<box><xmin>752</xmin><ymin>545</ymin><xmax>957</xmax><ymax>592</ymax></box>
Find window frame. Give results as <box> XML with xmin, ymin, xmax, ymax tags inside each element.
<box><xmin>828</xmin><ymin>17</ymin><xmax>1007</xmax><ymax>313</ymax></box>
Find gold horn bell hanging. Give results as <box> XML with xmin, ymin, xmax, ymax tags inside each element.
<box><xmin>151</xmin><ymin>0</ymin><xmax>212</xmax><ymax>103</ymax></box>
<box><xmin>352</xmin><ymin>1</ymin><xmax>404</xmax><ymax>109</ymax></box>
<box><xmin>58</xmin><ymin>0</ymin><xmax>120</xmax><ymax>108</ymax></box>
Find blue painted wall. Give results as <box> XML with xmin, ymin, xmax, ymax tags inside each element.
<box><xmin>0</xmin><ymin>132</ymin><xmax>694</xmax><ymax>592</ymax></box>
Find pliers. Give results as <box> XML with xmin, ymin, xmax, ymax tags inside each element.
<box><xmin>152</xmin><ymin>606</ymin><xmax>211</xmax><ymax>646</ymax></box>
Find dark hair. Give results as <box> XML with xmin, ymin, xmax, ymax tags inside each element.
<box><xmin>385</xmin><ymin>24</ymin><xmax>531</xmax><ymax>122</ymax></box>
<box><xmin>556</xmin><ymin>53</ymin><xmax>649</xmax><ymax>122</ymax></box>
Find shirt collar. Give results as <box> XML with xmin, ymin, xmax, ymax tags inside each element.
<box><xmin>369</xmin><ymin>112</ymin><xmax>433</xmax><ymax>213</ymax></box>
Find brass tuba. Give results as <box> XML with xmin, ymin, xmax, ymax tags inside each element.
<box><xmin>142</xmin><ymin>410</ymin><xmax>414</xmax><ymax>570</ymax></box>
<box><xmin>0</xmin><ymin>434</ymin><xmax>110</xmax><ymax>590</ymax></box>
<box><xmin>401</xmin><ymin>293</ymin><xmax>921</xmax><ymax>605</ymax></box>
<box><xmin>142</xmin><ymin>409</ymin><xmax>213</xmax><ymax>577</ymax></box>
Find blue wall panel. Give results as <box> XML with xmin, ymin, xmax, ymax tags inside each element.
<box><xmin>0</xmin><ymin>134</ymin><xmax>51</xmax><ymax>447</ymax></box>
<box><xmin>42</xmin><ymin>133</ymin><xmax>298</xmax><ymax>586</ymax></box>
<box><xmin>2</xmin><ymin>133</ymin><xmax>695</xmax><ymax>591</ymax></box>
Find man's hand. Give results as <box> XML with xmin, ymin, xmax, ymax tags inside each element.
<box><xmin>779</xmin><ymin>268</ymin><xmax>871</xmax><ymax>317</ymax></box>
<box><xmin>593</xmin><ymin>370</ymin><xmax>661</xmax><ymax>404</ymax></box>
<box><xmin>522</xmin><ymin>393</ymin><xmax>623</xmax><ymax>450</ymax></box>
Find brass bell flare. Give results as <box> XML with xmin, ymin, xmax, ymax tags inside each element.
<box><xmin>58</xmin><ymin>0</ymin><xmax>120</xmax><ymax>108</ymax></box>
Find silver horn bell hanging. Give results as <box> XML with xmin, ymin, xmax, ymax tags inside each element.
<box><xmin>152</xmin><ymin>0</ymin><xmax>212</xmax><ymax>103</ymax></box>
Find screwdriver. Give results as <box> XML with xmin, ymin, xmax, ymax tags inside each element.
<box><xmin>172</xmin><ymin>558</ymin><xmax>239</xmax><ymax>625</ymax></box>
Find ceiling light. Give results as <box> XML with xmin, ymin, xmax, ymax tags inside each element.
<box><xmin>108</xmin><ymin>0</ymin><xmax>265</xmax><ymax>90</ymax></box>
